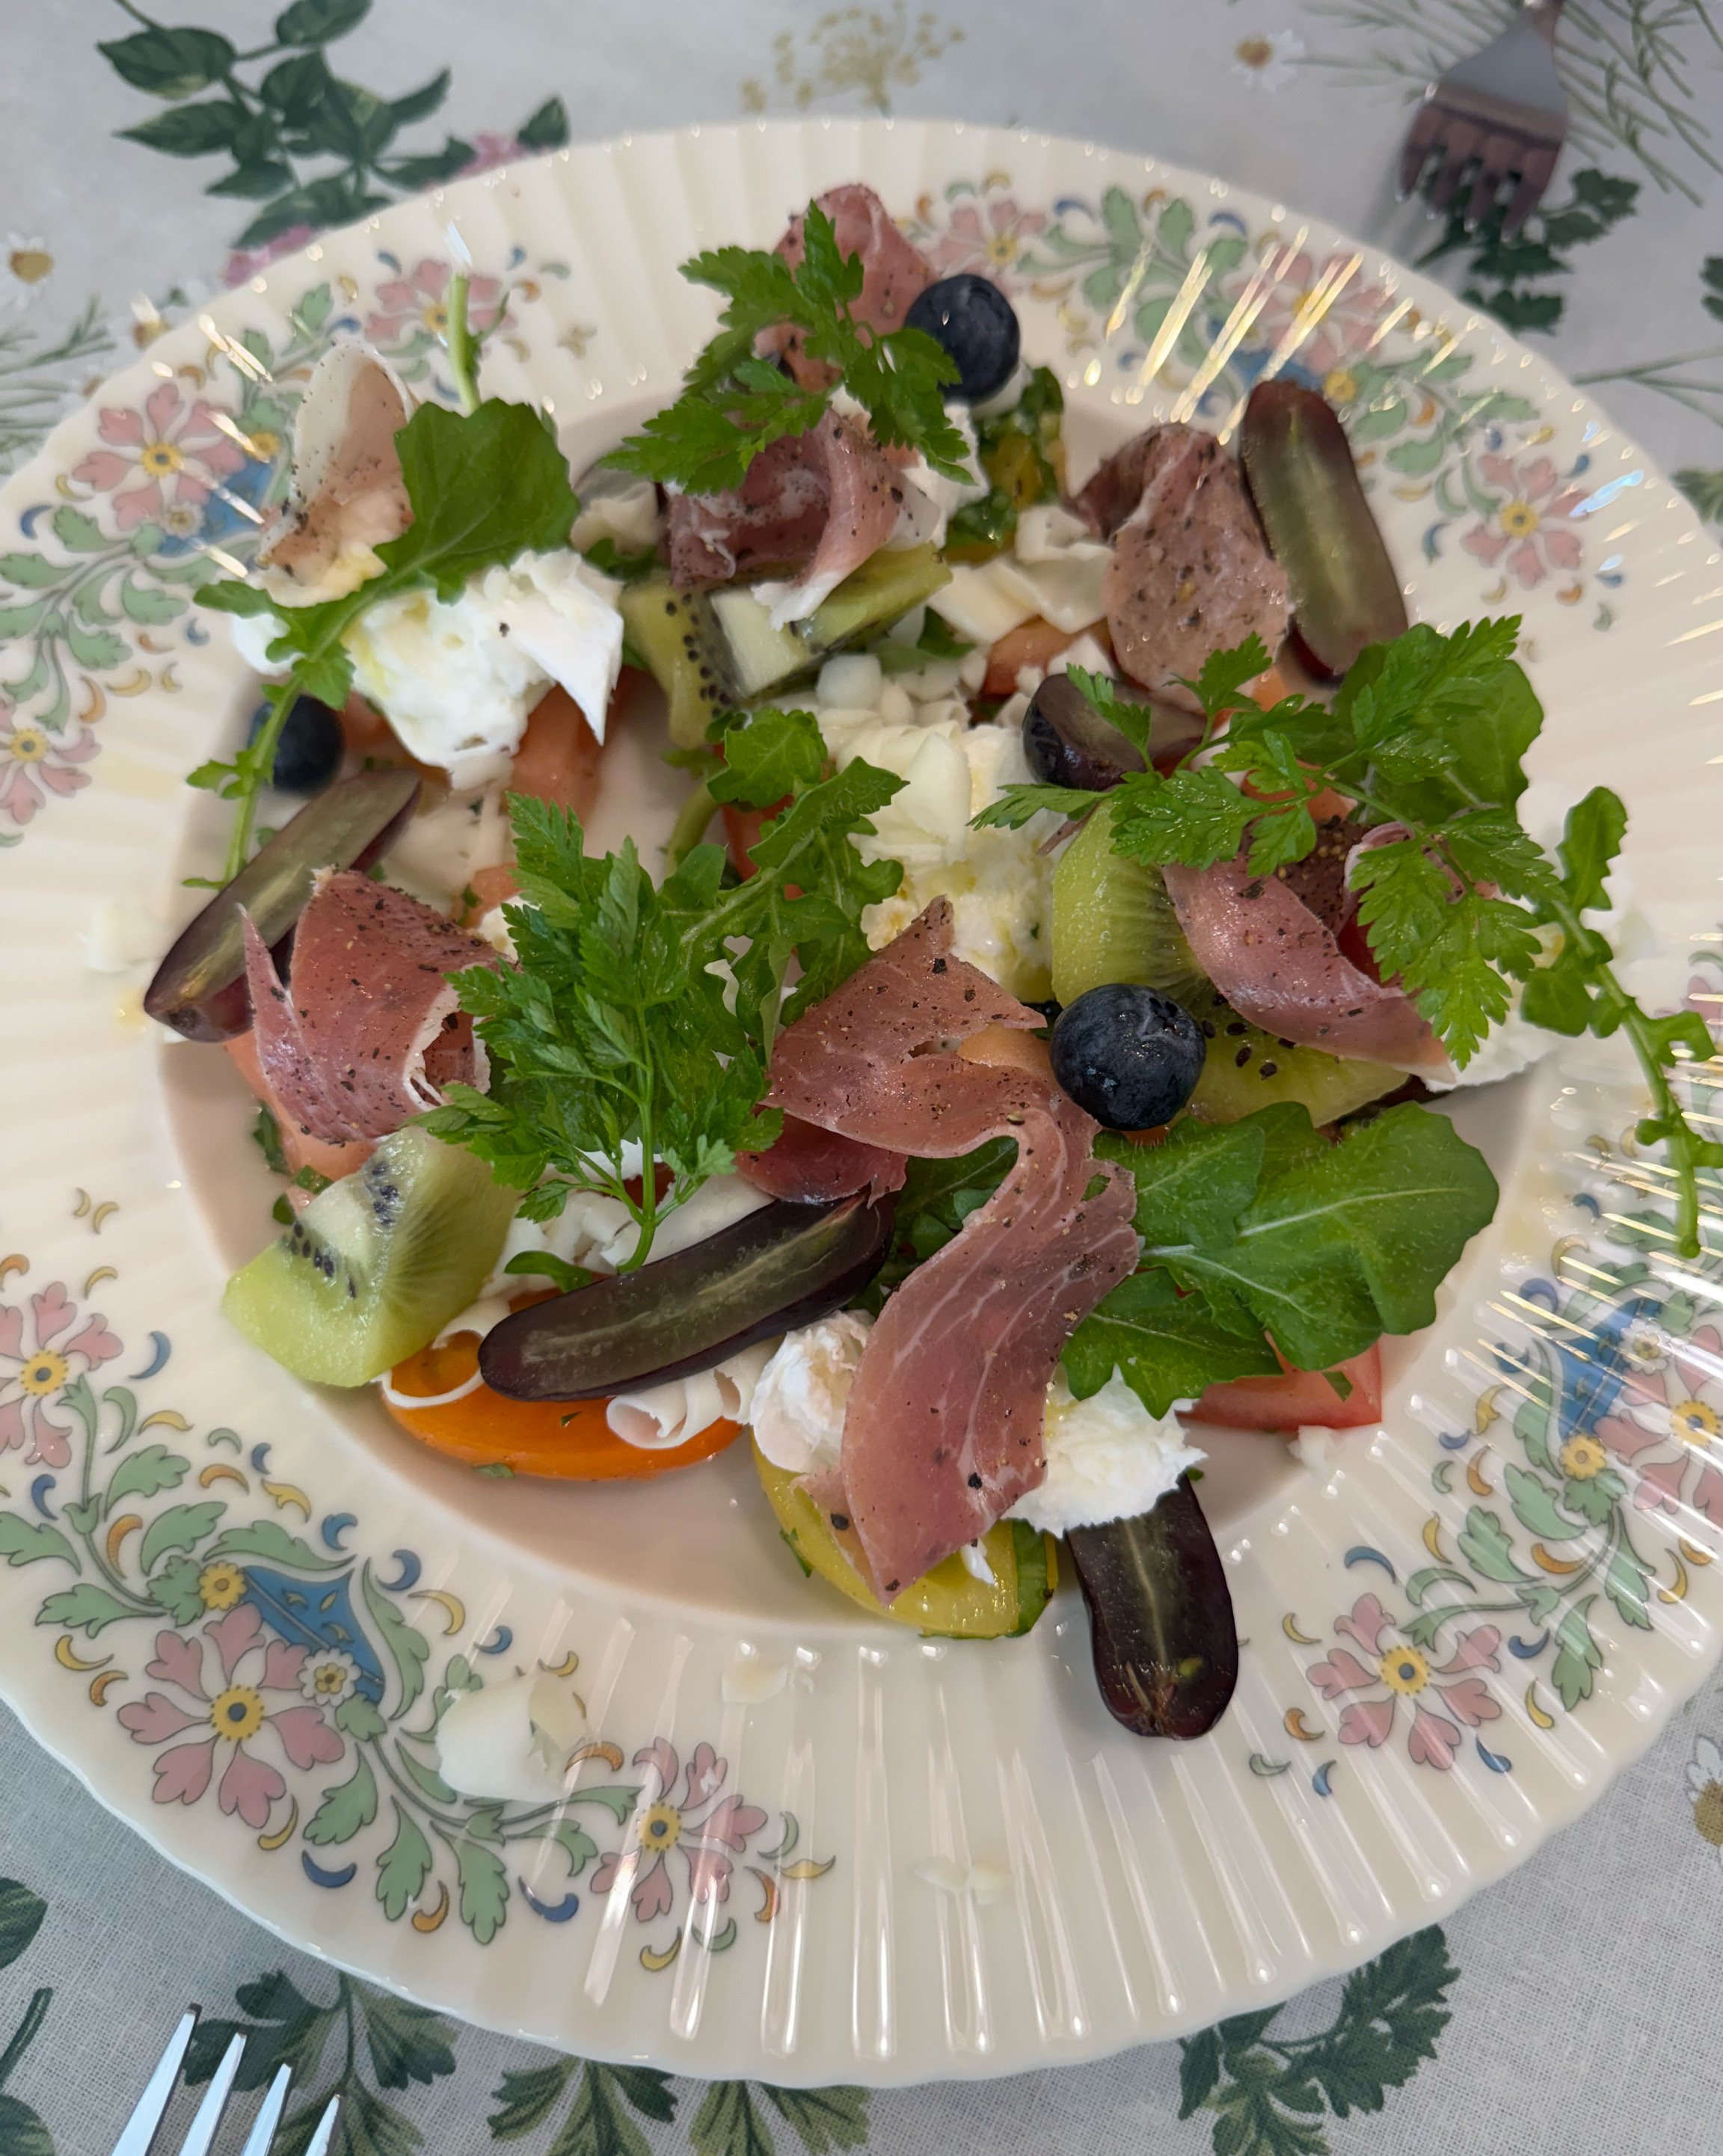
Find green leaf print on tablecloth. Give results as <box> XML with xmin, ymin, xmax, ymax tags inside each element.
<box><xmin>1177</xmin><ymin>1928</ymin><xmax>1458</xmax><ymax>2156</ymax></box>
<box><xmin>0</xmin><ymin>1880</ymin><xmax>55</xmax><ymax>2156</ymax></box>
<box><xmin>185</xmin><ymin>1968</ymin><xmax>458</xmax><ymax>2156</ymax></box>
<box><xmin>1416</xmin><ymin>168</ymin><xmax>1641</xmax><ymax>337</ymax></box>
<box><xmin>487</xmin><ymin>2063</ymin><xmax>869</xmax><ymax>2156</ymax></box>
<box><xmin>97</xmin><ymin>0</ymin><xmax>568</xmax><ymax>257</ymax></box>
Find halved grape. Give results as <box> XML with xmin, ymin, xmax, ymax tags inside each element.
<box><xmin>145</xmin><ymin>768</ymin><xmax>420</xmax><ymax>1041</ymax></box>
<box><xmin>480</xmin><ymin>1194</ymin><xmax>894</xmax><ymax>1400</ymax></box>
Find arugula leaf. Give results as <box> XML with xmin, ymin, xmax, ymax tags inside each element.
<box><xmin>427</xmin><ymin>707</ymin><xmax>903</xmax><ymax>1256</ymax></box>
<box><xmin>1075</xmin><ymin>1102</ymin><xmax>1499</xmax><ymax>1398</ymax></box>
<box><xmin>193</xmin><ymin>396</ymin><xmax>579</xmax><ymax>879</ymax></box>
<box><xmin>606</xmin><ymin>202</ymin><xmax>970</xmax><ymax>494</ymax></box>
<box><xmin>1063</xmin><ymin>1268</ymin><xmax>1278</xmax><ymax>1415</ymax></box>
<box><xmin>857</xmin><ymin>1137</ymin><xmax>1018</xmax><ymax>1312</ymax></box>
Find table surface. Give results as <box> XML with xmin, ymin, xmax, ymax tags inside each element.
<box><xmin>4</xmin><ymin>3</ymin><xmax>1723</xmax><ymax>2151</ymax></box>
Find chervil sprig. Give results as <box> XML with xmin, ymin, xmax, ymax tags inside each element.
<box><xmin>975</xmin><ymin>621</ymin><xmax>1723</xmax><ymax>1257</ymax></box>
<box><xmin>425</xmin><ymin>707</ymin><xmax>903</xmax><ymax>1264</ymax></box>
<box><xmin>603</xmin><ymin>202</ymin><xmax>971</xmax><ymax>494</ymax></box>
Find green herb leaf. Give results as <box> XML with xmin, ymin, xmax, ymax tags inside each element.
<box><xmin>606</xmin><ymin>201</ymin><xmax>969</xmax><ymax>494</ymax></box>
<box><xmin>1064</xmin><ymin>1268</ymin><xmax>1278</xmax><ymax>1415</ymax></box>
<box><xmin>968</xmin><ymin>781</ymin><xmax>1102</xmax><ymax>832</ymax></box>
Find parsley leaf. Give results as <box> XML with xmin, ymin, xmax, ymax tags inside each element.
<box><xmin>970</xmin><ymin>781</ymin><xmax>1107</xmax><ymax>832</ymax></box>
<box><xmin>194</xmin><ymin>396</ymin><xmax>580</xmax><ymax>880</ymax></box>
<box><xmin>426</xmin><ymin>707</ymin><xmax>903</xmax><ymax>1259</ymax></box>
<box><xmin>605</xmin><ymin>202</ymin><xmax>971</xmax><ymax>494</ymax></box>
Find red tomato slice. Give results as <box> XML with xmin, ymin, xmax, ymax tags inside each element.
<box><xmin>1186</xmin><ymin>1344</ymin><xmax>1383</xmax><ymax>1431</ymax></box>
<box><xmin>508</xmin><ymin>683</ymin><xmax>605</xmax><ymax>817</ymax></box>
<box><xmin>383</xmin><ymin>1330</ymin><xmax>744</xmax><ymax>1478</ymax></box>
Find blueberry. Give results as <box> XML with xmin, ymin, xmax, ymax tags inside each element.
<box><xmin>247</xmin><ymin>695</ymin><xmax>344</xmax><ymax>793</ymax></box>
<box><xmin>1051</xmin><ymin>984</ymin><xmax>1206</xmax><ymax>1131</ymax></box>
<box><xmin>904</xmin><ymin>274</ymin><xmax>1021</xmax><ymax>402</ymax></box>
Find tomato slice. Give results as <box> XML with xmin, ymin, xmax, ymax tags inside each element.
<box><xmin>508</xmin><ymin>683</ymin><xmax>605</xmax><ymax>817</ymax></box>
<box><xmin>981</xmin><ymin>615</ymin><xmax>1108</xmax><ymax>698</ymax></box>
<box><xmin>382</xmin><ymin>1331</ymin><xmax>744</xmax><ymax>1478</ymax></box>
<box><xmin>1186</xmin><ymin>1344</ymin><xmax>1383</xmax><ymax>1431</ymax></box>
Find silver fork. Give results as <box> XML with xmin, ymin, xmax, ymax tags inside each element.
<box><xmin>108</xmin><ymin>2010</ymin><xmax>340</xmax><ymax>2156</ymax></box>
<box><xmin>1397</xmin><ymin>0</ymin><xmax>1569</xmax><ymax>236</ymax></box>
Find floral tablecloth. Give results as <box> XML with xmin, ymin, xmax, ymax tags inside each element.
<box><xmin>3</xmin><ymin>3</ymin><xmax>1722</xmax><ymax>2152</ymax></box>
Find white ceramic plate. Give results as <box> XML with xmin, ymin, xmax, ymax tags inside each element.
<box><xmin>2</xmin><ymin>120</ymin><xmax>1722</xmax><ymax>2086</ymax></box>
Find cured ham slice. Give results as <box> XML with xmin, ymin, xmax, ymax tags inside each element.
<box><xmin>734</xmin><ymin>1114</ymin><xmax>906</xmax><ymax>1203</ymax></box>
<box><xmin>767</xmin><ymin>900</ymin><xmax>1140</xmax><ymax>1600</ymax></box>
<box><xmin>1079</xmin><ymin>425</ymin><xmax>1289</xmax><ymax>711</ymax></box>
<box><xmin>1162</xmin><ymin>853</ymin><xmax>1445</xmax><ymax>1069</ymax></box>
<box><xmin>244</xmin><ymin>870</ymin><xmax>498</xmax><ymax>1145</ymax></box>
<box><xmin>763</xmin><ymin>182</ymin><xmax>936</xmax><ymax>390</ymax></box>
<box><xmin>668</xmin><ymin>410</ymin><xmax>905</xmax><ymax>612</ymax></box>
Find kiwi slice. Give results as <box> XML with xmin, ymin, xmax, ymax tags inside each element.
<box><xmin>1049</xmin><ymin>799</ymin><xmax>1402</xmax><ymax>1126</ymax></box>
<box><xmin>1186</xmin><ymin>986</ymin><xmax>1404</xmax><ymax>1125</ymax></box>
<box><xmin>1051</xmin><ymin>796</ymin><xmax>1206</xmax><ymax>1007</ymax></box>
<box><xmin>222</xmin><ymin>1128</ymin><xmax>516</xmax><ymax>1387</ymax></box>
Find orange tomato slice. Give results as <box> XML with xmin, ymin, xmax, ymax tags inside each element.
<box><xmin>382</xmin><ymin>1330</ymin><xmax>744</xmax><ymax>1478</ymax></box>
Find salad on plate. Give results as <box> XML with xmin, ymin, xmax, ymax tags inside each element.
<box><xmin>143</xmin><ymin>182</ymin><xmax>1721</xmax><ymax>1762</ymax></box>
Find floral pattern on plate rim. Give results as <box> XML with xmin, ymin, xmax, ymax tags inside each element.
<box><xmin>0</xmin><ymin>173</ymin><xmax>1627</xmax><ymax>851</ymax></box>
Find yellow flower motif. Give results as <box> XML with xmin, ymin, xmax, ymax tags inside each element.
<box><xmin>1696</xmin><ymin>1780</ymin><xmax>1723</xmax><ymax>1846</ymax></box>
<box><xmin>308</xmin><ymin>1660</ymin><xmax>349</xmax><ymax>1697</ymax></box>
<box><xmin>5</xmin><ymin>729</ymin><xmax>47</xmax><ymax>767</ymax></box>
<box><xmin>208</xmin><ymin>1684</ymin><xmax>265</xmax><ymax>1743</ymax></box>
<box><xmin>7</xmin><ymin>246</ymin><xmax>50</xmax><ymax>286</ymax></box>
<box><xmin>984</xmin><ymin>229</ymin><xmax>1019</xmax><ymax>270</ymax></box>
<box><xmin>1558</xmin><ymin>1432</ymin><xmax>1608</xmax><ymax>1481</ymax></box>
<box><xmin>247</xmin><ymin>429</ymin><xmax>280</xmax><ymax>463</ymax></box>
<box><xmin>420</xmin><ymin>300</ymin><xmax>449</xmax><ymax>335</ymax></box>
<box><xmin>1672</xmin><ymin>1399</ymin><xmax>1719</xmax><ymax>1446</ymax></box>
<box><xmin>635</xmin><ymin>1802</ymin><xmax>683</xmax><ymax>1852</ymax></box>
<box><xmin>138</xmin><ymin>440</ymin><xmax>184</xmax><ymax>478</ymax></box>
<box><xmin>16</xmin><ymin>1348</ymin><xmax>68</xmax><ymax>1396</ymax></box>
<box><xmin>197</xmin><ymin>1561</ymin><xmax>248</xmax><ymax>1611</ymax></box>
<box><xmin>1499</xmin><ymin>498</ymin><xmax>1541</xmax><ymax>538</ymax></box>
<box><xmin>1235</xmin><ymin>35</ymin><xmax>1274</xmax><ymax>66</ymax></box>
<box><xmin>1323</xmin><ymin>366</ymin><xmax>1360</xmax><ymax>405</ymax></box>
<box><xmin>1378</xmin><ymin>1644</ymin><xmax>1431</xmax><ymax>1696</ymax></box>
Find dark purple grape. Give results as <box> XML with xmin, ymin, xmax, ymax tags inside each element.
<box><xmin>479</xmin><ymin>1192</ymin><xmax>895</xmax><ymax>1400</ymax></box>
<box><xmin>1051</xmin><ymin>983</ymin><xmax>1205</xmax><ymax>1130</ymax></box>
<box><xmin>144</xmin><ymin>768</ymin><xmax>420</xmax><ymax>1041</ymax></box>
<box><xmin>1022</xmin><ymin>674</ymin><xmax>1146</xmax><ymax>791</ymax></box>
<box><xmin>247</xmin><ymin>695</ymin><xmax>343</xmax><ymax>793</ymax></box>
<box><xmin>904</xmin><ymin>274</ymin><xmax>1021</xmax><ymax>402</ymax></box>
<box><xmin>1066</xmin><ymin>1476</ymin><xmax>1238</xmax><ymax>1738</ymax></box>
<box><xmin>1239</xmin><ymin>381</ymin><xmax>1407</xmax><ymax>681</ymax></box>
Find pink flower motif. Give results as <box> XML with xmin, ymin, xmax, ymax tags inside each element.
<box><xmin>1460</xmin><ymin>452</ymin><xmax>1585</xmax><ymax>589</ymax></box>
<box><xmin>1224</xmin><ymin>245</ymin><xmax>1392</xmax><ymax>381</ymax></box>
<box><xmin>1306</xmin><ymin>1593</ymin><xmax>1502</xmax><ymax>1772</ymax></box>
<box><xmin>461</xmin><ymin>134</ymin><xmax>526</xmax><ymax>176</ymax></box>
<box><xmin>1594</xmin><ymin>1321</ymin><xmax>1723</xmax><ymax>1529</ymax></box>
<box><xmin>221</xmin><ymin>224</ymin><xmax>316</xmax><ymax>289</ymax></box>
<box><xmin>926</xmin><ymin>194</ymin><xmax>1050</xmax><ymax>287</ymax></box>
<box><xmin>70</xmin><ymin>378</ymin><xmax>247</xmax><ymax>533</ymax></box>
<box><xmin>589</xmin><ymin>1736</ymin><xmax>771</xmax><ymax>1929</ymax></box>
<box><xmin>117</xmin><ymin>1602</ymin><xmax>343</xmax><ymax>1830</ymax></box>
<box><xmin>363</xmin><ymin>259</ymin><xmax>506</xmax><ymax>347</ymax></box>
<box><xmin>0</xmin><ymin>706</ymin><xmax>99</xmax><ymax>829</ymax></box>
<box><xmin>0</xmin><ymin>1278</ymin><xmax>122</xmax><ymax>1469</ymax></box>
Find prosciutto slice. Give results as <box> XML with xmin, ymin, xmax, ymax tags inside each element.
<box><xmin>1080</xmin><ymin>425</ymin><xmax>1290</xmax><ymax>711</ymax></box>
<box><xmin>768</xmin><ymin>900</ymin><xmax>1140</xmax><ymax>1600</ymax></box>
<box><xmin>1162</xmin><ymin>853</ymin><xmax>1446</xmax><ymax>1069</ymax></box>
<box><xmin>735</xmin><ymin>1114</ymin><xmax>906</xmax><ymax>1204</ymax></box>
<box><xmin>244</xmin><ymin>870</ymin><xmax>498</xmax><ymax>1145</ymax></box>
<box><xmin>763</xmin><ymin>182</ymin><xmax>936</xmax><ymax>390</ymax></box>
<box><xmin>667</xmin><ymin>409</ymin><xmax>905</xmax><ymax>610</ymax></box>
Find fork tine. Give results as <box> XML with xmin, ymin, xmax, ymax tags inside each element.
<box><xmin>1464</xmin><ymin>133</ymin><xmax>1520</xmax><ymax>230</ymax></box>
<box><xmin>1428</xmin><ymin>120</ymin><xmax>1482</xmax><ymax>212</ymax></box>
<box><xmin>176</xmin><ymin>2034</ymin><xmax>247</xmax><ymax>2156</ymax></box>
<box><xmin>299</xmin><ymin>2095</ymin><xmax>342</xmax><ymax>2156</ymax></box>
<box><xmin>1502</xmin><ymin>144</ymin><xmax>1560</xmax><ymax>237</ymax></box>
<box><xmin>1397</xmin><ymin>99</ymin><xmax>1445</xmax><ymax>197</ymax></box>
<box><xmin>109</xmin><ymin>2009</ymin><xmax>200</xmax><ymax>2156</ymax></box>
<box><xmin>236</xmin><ymin>2064</ymin><xmax>293</xmax><ymax>2156</ymax></box>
